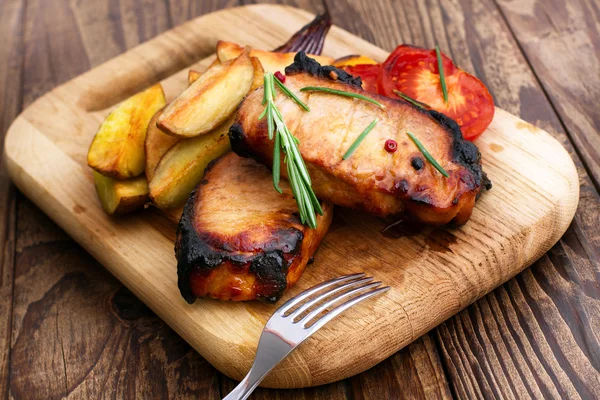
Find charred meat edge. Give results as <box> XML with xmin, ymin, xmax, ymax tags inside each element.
<box><xmin>175</xmin><ymin>156</ymin><xmax>304</xmax><ymax>304</ymax></box>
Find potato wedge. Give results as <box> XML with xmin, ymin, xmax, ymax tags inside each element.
<box><xmin>93</xmin><ymin>171</ymin><xmax>149</xmax><ymax>215</ymax></box>
<box><xmin>144</xmin><ymin>109</ymin><xmax>179</xmax><ymax>181</ymax></box>
<box><xmin>88</xmin><ymin>84</ymin><xmax>166</xmax><ymax>179</ymax></box>
<box><xmin>216</xmin><ymin>41</ymin><xmax>334</xmax><ymax>73</ymax></box>
<box><xmin>149</xmin><ymin>118</ymin><xmax>233</xmax><ymax>209</ymax></box>
<box><xmin>188</xmin><ymin>70</ymin><xmax>202</xmax><ymax>86</ymax></box>
<box><xmin>249</xmin><ymin>57</ymin><xmax>264</xmax><ymax>91</ymax></box>
<box><xmin>332</xmin><ymin>54</ymin><xmax>378</xmax><ymax>67</ymax></box>
<box><xmin>157</xmin><ymin>52</ymin><xmax>253</xmax><ymax>138</ymax></box>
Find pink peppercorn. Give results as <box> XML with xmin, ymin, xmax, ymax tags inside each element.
<box><xmin>274</xmin><ymin>71</ymin><xmax>286</xmax><ymax>83</ymax></box>
<box><xmin>384</xmin><ymin>139</ymin><xmax>398</xmax><ymax>153</ymax></box>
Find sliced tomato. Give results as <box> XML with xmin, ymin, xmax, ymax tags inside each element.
<box><xmin>379</xmin><ymin>45</ymin><xmax>494</xmax><ymax>141</ymax></box>
<box><xmin>343</xmin><ymin>64</ymin><xmax>381</xmax><ymax>94</ymax></box>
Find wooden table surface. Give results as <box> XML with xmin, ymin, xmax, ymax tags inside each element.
<box><xmin>0</xmin><ymin>0</ymin><xmax>598</xmax><ymax>398</ymax></box>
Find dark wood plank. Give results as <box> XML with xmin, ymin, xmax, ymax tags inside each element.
<box><xmin>167</xmin><ymin>0</ymin><xmax>238</xmax><ymax>26</ymax></box>
<box><xmin>9</xmin><ymin>201</ymin><xmax>220</xmax><ymax>399</ymax></box>
<box><xmin>220</xmin><ymin>375</ymin><xmax>349</xmax><ymax>399</ymax></box>
<box><xmin>495</xmin><ymin>0</ymin><xmax>600</xmax><ymax>190</ymax></box>
<box><xmin>347</xmin><ymin>336</ymin><xmax>452</xmax><ymax>400</ymax></box>
<box><xmin>0</xmin><ymin>0</ymin><xmax>24</xmax><ymax>397</ymax></box>
<box><xmin>20</xmin><ymin>0</ymin><xmax>90</xmax><ymax>105</ymax></box>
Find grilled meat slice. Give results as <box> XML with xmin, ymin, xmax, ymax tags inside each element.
<box><xmin>175</xmin><ymin>152</ymin><xmax>333</xmax><ymax>303</ymax></box>
<box><xmin>230</xmin><ymin>53</ymin><xmax>490</xmax><ymax>225</ymax></box>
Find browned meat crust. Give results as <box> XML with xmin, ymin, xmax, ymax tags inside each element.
<box><xmin>175</xmin><ymin>152</ymin><xmax>333</xmax><ymax>303</ymax></box>
<box><xmin>230</xmin><ymin>52</ymin><xmax>490</xmax><ymax>225</ymax></box>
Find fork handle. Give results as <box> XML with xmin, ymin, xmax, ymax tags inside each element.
<box><xmin>222</xmin><ymin>364</ymin><xmax>269</xmax><ymax>400</ymax></box>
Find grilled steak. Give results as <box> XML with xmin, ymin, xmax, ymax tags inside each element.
<box><xmin>175</xmin><ymin>152</ymin><xmax>333</xmax><ymax>303</ymax></box>
<box><xmin>230</xmin><ymin>53</ymin><xmax>490</xmax><ymax>225</ymax></box>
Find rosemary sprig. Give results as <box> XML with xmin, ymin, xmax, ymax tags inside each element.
<box><xmin>435</xmin><ymin>45</ymin><xmax>448</xmax><ymax>104</ymax></box>
<box><xmin>342</xmin><ymin>119</ymin><xmax>378</xmax><ymax>160</ymax></box>
<box><xmin>393</xmin><ymin>90</ymin><xmax>430</xmax><ymax>109</ymax></box>
<box><xmin>261</xmin><ymin>72</ymin><xmax>323</xmax><ymax>228</ymax></box>
<box><xmin>274</xmin><ymin>78</ymin><xmax>310</xmax><ymax>111</ymax></box>
<box><xmin>406</xmin><ymin>131</ymin><xmax>449</xmax><ymax>177</ymax></box>
<box><xmin>300</xmin><ymin>86</ymin><xmax>385</xmax><ymax>109</ymax></box>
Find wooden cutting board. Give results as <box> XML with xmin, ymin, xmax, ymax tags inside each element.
<box><xmin>3</xmin><ymin>4</ymin><xmax>579</xmax><ymax>389</ymax></box>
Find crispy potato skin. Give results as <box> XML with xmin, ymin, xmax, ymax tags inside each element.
<box><xmin>158</xmin><ymin>52</ymin><xmax>254</xmax><ymax>137</ymax></box>
<box><xmin>144</xmin><ymin>108</ymin><xmax>179</xmax><ymax>182</ymax></box>
<box><xmin>149</xmin><ymin>118</ymin><xmax>232</xmax><ymax>210</ymax></box>
<box><xmin>88</xmin><ymin>84</ymin><xmax>166</xmax><ymax>179</ymax></box>
<box><xmin>93</xmin><ymin>171</ymin><xmax>149</xmax><ymax>215</ymax></box>
<box><xmin>231</xmin><ymin>53</ymin><xmax>489</xmax><ymax>226</ymax></box>
<box><xmin>187</xmin><ymin>70</ymin><xmax>202</xmax><ymax>85</ymax></box>
<box><xmin>249</xmin><ymin>57</ymin><xmax>265</xmax><ymax>91</ymax></box>
<box><xmin>175</xmin><ymin>153</ymin><xmax>333</xmax><ymax>303</ymax></box>
<box><xmin>216</xmin><ymin>40</ymin><xmax>334</xmax><ymax>73</ymax></box>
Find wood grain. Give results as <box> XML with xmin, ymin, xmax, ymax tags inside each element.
<box><xmin>347</xmin><ymin>336</ymin><xmax>452</xmax><ymax>400</ymax></box>
<box><xmin>0</xmin><ymin>0</ymin><xmax>24</xmax><ymax>397</ymax></box>
<box><xmin>495</xmin><ymin>0</ymin><xmax>600</xmax><ymax>190</ymax></box>
<box><xmin>3</xmin><ymin>4</ymin><xmax>579</xmax><ymax>389</ymax></box>
<box><xmin>5</xmin><ymin>1</ymin><xmax>223</xmax><ymax>399</ymax></box>
<box><xmin>1</xmin><ymin>0</ymin><xmax>599</xmax><ymax>398</ymax></box>
<box><xmin>374</xmin><ymin>0</ymin><xmax>600</xmax><ymax>397</ymax></box>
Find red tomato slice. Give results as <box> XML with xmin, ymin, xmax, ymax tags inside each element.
<box><xmin>343</xmin><ymin>64</ymin><xmax>381</xmax><ymax>93</ymax></box>
<box><xmin>379</xmin><ymin>45</ymin><xmax>494</xmax><ymax>141</ymax></box>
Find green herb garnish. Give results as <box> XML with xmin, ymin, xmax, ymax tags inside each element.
<box><xmin>342</xmin><ymin>119</ymin><xmax>378</xmax><ymax>160</ymax></box>
<box><xmin>435</xmin><ymin>45</ymin><xmax>448</xmax><ymax>104</ymax></box>
<box><xmin>393</xmin><ymin>90</ymin><xmax>430</xmax><ymax>109</ymax></box>
<box><xmin>300</xmin><ymin>86</ymin><xmax>385</xmax><ymax>109</ymax></box>
<box><xmin>406</xmin><ymin>131</ymin><xmax>449</xmax><ymax>177</ymax></box>
<box><xmin>261</xmin><ymin>73</ymin><xmax>322</xmax><ymax>228</ymax></box>
<box><xmin>274</xmin><ymin>78</ymin><xmax>310</xmax><ymax>111</ymax></box>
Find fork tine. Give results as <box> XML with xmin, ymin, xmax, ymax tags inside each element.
<box><xmin>278</xmin><ymin>273</ymin><xmax>365</xmax><ymax>315</ymax></box>
<box><xmin>303</xmin><ymin>284</ymin><xmax>390</xmax><ymax>330</ymax></box>
<box><xmin>288</xmin><ymin>276</ymin><xmax>374</xmax><ymax>320</ymax></box>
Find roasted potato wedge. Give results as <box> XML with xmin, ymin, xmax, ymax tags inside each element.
<box><xmin>88</xmin><ymin>84</ymin><xmax>166</xmax><ymax>179</ymax></box>
<box><xmin>332</xmin><ymin>54</ymin><xmax>378</xmax><ymax>67</ymax></box>
<box><xmin>190</xmin><ymin>59</ymin><xmax>260</xmax><ymax>91</ymax></box>
<box><xmin>250</xmin><ymin>57</ymin><xmax>265</xmax><ymax>91</ymax></box>
<box><xmin>144</xmin><ymin>109</ymin><xmax>180</xmax><ymax>181</ymax></box>
<box><xmin>216</xmin><ymin>41</ymin><xmax>334</xmax><ymax>73</ymax></box>
<box><xmin>188</xmin><ymin>70</ymin><xmax>202</xmax><ymax>85</ymax></box>
<box><xmin>149</xmin><ymin>118</ymin><xmax>233</xmax><ymax>209</ymax></box>
<box><xmin>93</xmin><ymin>171</ymin><xmax>149</xmax><ymax>215</ymax></box>
<box><xmin>157</xmin><ymin>52</ymin><xmax>253</xmax><ymax>138</ymax></box>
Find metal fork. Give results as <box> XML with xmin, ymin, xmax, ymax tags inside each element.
<box><xmin>222</xmin><ymin>273</ymin><xmax>389</xmax><ymax>400</ymax></box>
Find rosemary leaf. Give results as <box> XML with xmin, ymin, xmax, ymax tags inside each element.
<box><xmin>307</xmin><ymin>186</ymin><xmax>324</xmax><ymax>215</ymax></box>
<box><xmin>393</xmin><ymin>90</ymin><xmax>430</xmax><ymax>109</ymax></box>
<box><xmin>342</xmin><ymin>119</ymin><xmax>378</xmax><ymax>160</ymax></box>
<box><xmin>294</xmin><ymin>161</ymin><xmax>317</xmax><ymax>228</ymax></box>
<box><xmin>300</xmin><ymin>86</ymin><xmax>385</xmax><ymax>109</ymax></box>
<box><xmin>288</xmin><ymin>160</ymin><xmax>307</xmax><ymax>225</ymax></box>
<box><xmin>258</xmin><ymin>106</ymin><xmax>268</xmax><ymax>120</ymax></box>
<box><xmin>272</xmin><ymin>132</ymin><xmax>282</xmax><ymax>193</ymax></box>
<box><xmin>274</xmin><ymin>77</ymin><xmax>310</xmax><ymax>111</ymax></box>
<box><xmin>406</xmin><ymin>131</ymin><xmax>449</xmax><ymax>177</ymax></box>
<box><xmin>435</xmin><ymin>45</ymin><xmax>449</xmax><ymax>104</ymax></box>
<box><xmin>267</xmin><ymin>102</ymin><xmax>274</xmax><ymax>140</ymax></box>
